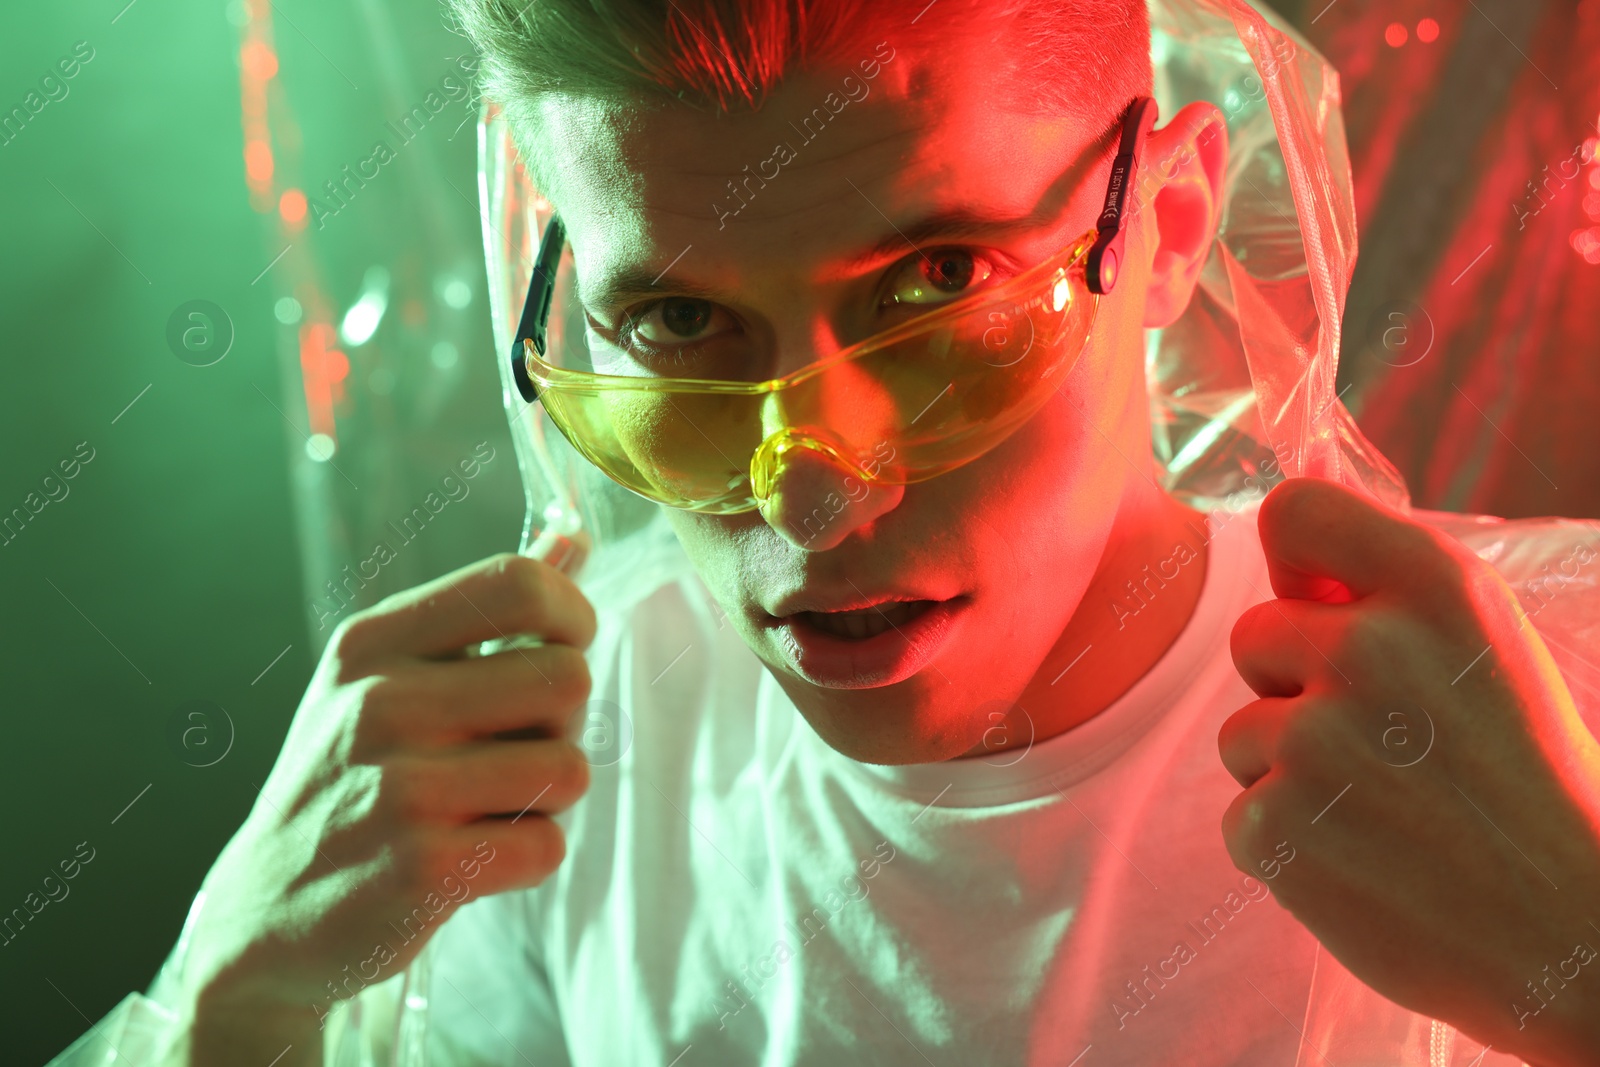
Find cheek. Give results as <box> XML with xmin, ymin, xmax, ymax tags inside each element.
<box><xmin>942</xmin><ymin>345</ymin><xmax>1142</xmax><ymax>594</ymax></box>
<box><xmin>663</xmin><ymin>510</ymin><xmax>761</xmax><ymax>611</ymax></box>
<box><xmin>1005</xmin><ymin>336</ymin><xmax>1142</xmax><ymax>504</ymax></box>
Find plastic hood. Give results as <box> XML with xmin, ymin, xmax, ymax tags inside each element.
<box><xmin>468</xmin><ymin>2</ymin><xmax>1573</xmax><ymax>1064</ymax></box>
<box><xmin>476</xmin><ymin>0</ymin><xmax>1414</xmax><ymax>625</ymax></box>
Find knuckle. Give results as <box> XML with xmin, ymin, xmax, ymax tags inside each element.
<box><xmin>388</xmin><ymin>829</ymin><xmax>431</xmax><ymax>884</ymax></box>
<box><xmin>1231</xmin><ymin>601</ymin><xmax>1276</xmax><ymax>650</ymax></box>
<box><xmin>401</xmin><ymin>830</ymin><xmax>462</xmax><ymax>890</ymax></box>
<box><xmin>1240</xmin><ymin>792</ymin><xmax>1283</xmax><ymax>856</ymax></box>
<box><xmin>1221</xmin><ymin>791</ymin><xmax>1272</xmax><ymax>868</ymax></box>
<box><xmin>494</xmin><ymin>816</ymin><xmax>568</xmax><ymax>884</ymax></box>
<box><xmin>344</xmin><ymin>675</ymin><xmax>411</xmax><ymax>757</ymax></box>
<box><xmin>1274</xmin><ymin>707</ymin><xmax>1326</xmax><ymax>769</ymax></box>
<box><xmin>351</xmin><ymin>670</ymin><xmax>399</xmax><ymax>718</ymax></box>
<box><xmin>521</xmin><ymin>742</ymin><xmax>590</xmax><ymax>813</ymax></box>
<box><xmin>524</xmin><ymin>817</ymin><xmax>568</xmax><ymax>878</ymax></box>
<box><xmin>501</xmin><ymin>554</ymin><xmax>554</xmax><ymax>629</ymax></box>
<box><xmin>543</xmin><ymin>645</ymin><xmax>593</xmax><ymax>706</ymax></box>
<box><xmin>345</xmin><ymin>710</ymin><xmax>394</xmax><ymax>764</ymax></box>
<box><xmin>551</xmin><ymin>741</ymin><xmax>591</xmax><ymax>802</ymax></box>
<box><xmin>373</xmin><ymin>759</ymin><xmax>432</xmax><ymax>821</ymax></box>
<box><xmin>1333</xmin><ymin>610</ymin><xmax>1391</xmax><ymax>669</ymax></box>
<box><xmin>329</xmin><ymin>612</ymin><xmax>382</xmax><ymax>672</ymax></box>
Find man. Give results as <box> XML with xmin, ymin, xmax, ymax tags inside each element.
<box><xmin>46</xmin><ymin>0</ymin><xmax>1600</xmax><ymax>1064</ymax></box>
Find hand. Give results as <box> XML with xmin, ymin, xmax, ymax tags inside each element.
<box><xmin>174</xmin><ymin>553</ymin><xmax>596</xmax><ymax>1059</ymax></box>
<box><xmin>1218</xmin><ymin>477</ymin><xmax>1600</xmax><ymax>1066</ymax></box>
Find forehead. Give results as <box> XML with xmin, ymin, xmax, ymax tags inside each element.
<box><xmin>524</xmin><ymin>37</ymin><xmax>1108</xmax><ymax>302</ymax></box>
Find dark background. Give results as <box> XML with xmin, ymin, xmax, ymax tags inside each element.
<box><xmin>0</xmin><ymin>2</ymin><xmax>520</xmax><ymax>1062</ymax></box>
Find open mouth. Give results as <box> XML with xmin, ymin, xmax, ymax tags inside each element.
<box><xmin>794</xmin><ymin>600</ymin><xmax>938</xmax><ymax>641</ymax></box>
<box><xmin>770</xmin><ymin>595</ymin><xmax>966</xmax><ymax>689</ymax></box>
<box><xmin>766</xmin><ymin>592</ymin><xmax>968</xmax><ymax>688</ymax></box>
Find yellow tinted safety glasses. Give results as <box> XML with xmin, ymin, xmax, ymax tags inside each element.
<box><xmin>507</xmin><ymin>97</ymin><xmax>1158</xmax><ymax>515</ymax></box>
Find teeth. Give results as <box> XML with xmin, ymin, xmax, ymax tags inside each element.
<box><xmin>801</xmin><ymin>601</ymin><xmax>932</xmax><ymax>641</ymax></box>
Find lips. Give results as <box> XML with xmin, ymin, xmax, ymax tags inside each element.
<box><xmin>795</xmin><ymin>600</ymin><xmax>936</xmax><ymax>640</ymax></box>
<box><xmin>765</xmin><ymin>594</ymin><xmax>968</xmax><ymax>689</ymax></box>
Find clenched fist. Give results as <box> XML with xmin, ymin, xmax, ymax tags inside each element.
<box><xmin>1218</xmin><ymin>477</ymin><xmax>1600</xmax><ymax>1067</ymax></box>
<box><xmin>170</xmin><ymin>552</ymin><xmax>597</xmax><ymax>1066</ymax></box>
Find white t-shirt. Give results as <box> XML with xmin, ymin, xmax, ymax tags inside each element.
<box><xmin>404</xmin><ymin>498</ymin><xmax>1321</xmax><ymax>1065</ymax></box>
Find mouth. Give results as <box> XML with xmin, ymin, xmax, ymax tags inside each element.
<box><xmin>765</xmin><ymin>596</ymin><xmax>967</xmax><ymax>689</ymax></box>
<box><xmin>791</xmin><ymin>600</ymin><xmax>938</xmax><ymax>641</ymax></box>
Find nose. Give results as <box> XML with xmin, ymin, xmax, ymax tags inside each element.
<box><xmin>754</xmin><ymin>436</ymin><xmax>903</xmax><ymax>551</ymax></box>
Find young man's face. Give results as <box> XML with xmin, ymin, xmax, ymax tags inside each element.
<box><xmin>528</xmin><ymin>30</ymin><xmax>1222</xmax><ymax>765</ymax></box>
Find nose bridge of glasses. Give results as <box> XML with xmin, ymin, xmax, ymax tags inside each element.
<box><xmin>750</xmin><ymin>351</ymin><xmax>909</xmax><ymax>492</ymax></box>
<box><xmin>750</xmin><ymin>429</ymin><xmax>863</xmax><ymax>503</ymax></box>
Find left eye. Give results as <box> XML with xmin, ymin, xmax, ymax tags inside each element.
<box><xmin>882</xmin><ymin>248</ymin><xmax>999</xmax><ymax>308</ymax></box>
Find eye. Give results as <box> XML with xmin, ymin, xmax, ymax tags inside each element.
<box><xmin>881</xmin><ymin>247</ymin><xmax>1000</xmax><ymax>309</ymax></box>
<box><xmin>586</xmin><ymin>297</ymin><xmax>742</xmax><ymax>375</ymax></box>
<box><xmin>626</xmin><ymin>297</ymin><xmax>732</xmax><ymax>344</ymax></box>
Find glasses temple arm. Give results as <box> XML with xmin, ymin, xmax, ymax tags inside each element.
<box><xmin>509</xmin><ymin>213</ymin><xmax>567</xmax><ymax>403</ymax></box>
<box><xmin>1086</xmin><ymin>96</ymin><xmax>1160</xmax><ymax>296</ymax></box>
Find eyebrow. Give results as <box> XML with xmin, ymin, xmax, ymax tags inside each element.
<box><xmin>577</xmin><ymin>262</ymin><xmax>724</xmax><ymax>311</ymax></box>
<box><xmin>841</xmin><ymin>205</ymin><xmax>1045</xmax><ymax>271</ymax></box>
<box><xmin>575</xmin><ymin>205</ymin><xmax>1045</xmax><ymax>311</ymax></box>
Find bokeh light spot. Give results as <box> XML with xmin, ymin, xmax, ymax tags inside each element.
<box><xmin>306</xmin><ymin>433</ymin><xmax>337</xmax><ymax>462</ymax></box>
<box><xmin>279</xmin><ymin>188</ymin><xmax>307</xmax><ymax>226</ymax></box>
<box><xmin>326</xmin><ymin>349</ymin><xmax>350</xmax><ymax>384</ymax></box>
<box><xmin>274</xmin><ymin>296</ymin><xmax>302</xmax><ymax>324</ymax></box>
<box><xmin>431</xmin><ymin>341</ymin><xmax>460</xmax><ymax>369</ymax></box>
<box><xmin>245</xmin><ymin>140</ymin><xmax>273</xmax><ymax>183</ymax></box>
<box><xmin>241</xmin><ymin>41</ymin><xmax>278</xmax><ymax>81</ymax></box>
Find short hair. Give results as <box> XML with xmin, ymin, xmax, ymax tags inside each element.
<box><xmin>451</xmin><ymin>0</ymin><xmax>1152</xmax><ymax>179</ymax></box>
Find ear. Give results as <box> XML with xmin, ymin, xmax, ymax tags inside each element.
<box><xmin>1139</xmin><ymin>101</ymin><xmax>1228</xmax><ymax>329</ymax></box>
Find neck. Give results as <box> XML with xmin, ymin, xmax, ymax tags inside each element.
<box><xmin>955</xmin><ymin>478</ymin><xmax>1211</xmax><ymax>759</ymax></box>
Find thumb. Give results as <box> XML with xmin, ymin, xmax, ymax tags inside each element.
<box><xmin>1256</xmin><ymin>477</ymin><xmax>1432</xmax><ymax>604</ymax></box>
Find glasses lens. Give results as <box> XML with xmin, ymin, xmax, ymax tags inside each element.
<box><xmin>532</xmin><ymin>232</ymin><xmax>1099</xmax><ymax>513</ymax></box>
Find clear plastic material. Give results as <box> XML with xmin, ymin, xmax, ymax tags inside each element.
<box><xmin>42</xmin><ymin>0</ymin><xmax>1600</xmax><ymax>1063</ymax></box>
<box><xmin>480</xmin><ymin>0</ymin><xmax>1596</xmax><ymax>1063</ymax></box>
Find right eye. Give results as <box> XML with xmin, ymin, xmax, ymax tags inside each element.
<box><xmin>584</xmin><ymin>299</ymin><xmax>742</xmax><ymax>376</ymax></box>
<box><xmin>625</xmin><ymin>298</ymin><xmax>731</xmax><ymax>345</ymax></box>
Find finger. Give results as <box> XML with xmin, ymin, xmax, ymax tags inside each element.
<box><xmin>1230</xmin><ymin>596</ymin><xmax>1347</xmax><ymax>698</ymax></box>
<box><xmin>340</xmin><ymin>553</ymin><xmax>598</xmax><ymax>663</ymax></box>
<box><xmin>394</xmin><ymin>738</ymin><xmax>591</xmax><ymax>823</ymax></box>
<box><xmin>436</xmin><ymin>817</ymin><xmax>570</xmax><ymax>898</ymax></box>
<box><xmin>1217</xmin><ymin>696</ymin><xmax>1293</xmax><ymax>788</ymax></box>
<box><xmin>1219</xmin><ymin>766</ymin><xmax>1285</xmax><ymax>881</ymax></box>
<box><xmin>1256</xmin><ymin>477</ymin><xmax>1453</xmax><ymax>603</ymax></box>
<box><xmin>378</xmin><ymin>644</ymin><xmax>593</xmax><ymax>747</ymax></box>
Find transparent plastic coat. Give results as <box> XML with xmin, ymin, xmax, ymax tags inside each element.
<box><xmin>46</xmin><ymin>0</ymin><xmax>1600</xmax><ymax>1063</ymax></box>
